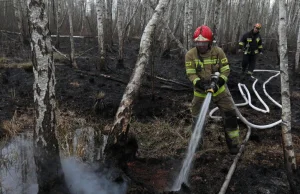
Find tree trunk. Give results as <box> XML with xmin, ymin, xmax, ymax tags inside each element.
<box><xmin>117</xmin><ymin>0</ymin><xmax>125</xmax><ymax>67</ymax></box>
<box><xmin>66</xmin><ymin>0</ymin><xmax>78</xmax><ymax>69</ymax></box>
<box><xmin>27</xmin><ymin>0</ymin><xmax>69</xmax><ymax>193</ymax></box>
<box><xmin>295</xmin><ymin>20</ymin><xmax>300</xmax><ymax>72</ymax></box>
<box><xmin>105</xmin><ymin>0</ymin><xmax>113</xmax><ymax>47</ymax></box>
<box><xmin>80</xmin><ymin>0</ymin><xmax>88</xmax><ymax>36</ymax></box>
<box><xmin>96</xmin><ymin>0</ymin><xmax>106</xmax><ymax>71</ymax></box>
<box><xmin>187</xmin><ymin>0</ymin><xmax>193</xmax><ymax>50</ymax></box>
<box><xmin>278</xmin><ymin>1</ymin><xmax>300</xmax><ymax>193</ymax></box>
<box><xmin>183</xmin><ymin>1</ymin><xmax>188</xmax><ymax>50</ymax></box>
<box><xmin>52</xmin><ymin>0</ymin><xmax>57</xmax><ymax>36</ymax></box>
<box><xmin>230</xmin><ymin>0</ymin><xmax>243</xmax><ymax>52</ymax></box>
<box><xmin>213</xmin><ymin>0</ymin><xmax>221</xmax><ymax>44</ymax></box>
<box><xmin>13</xmin><ymin>0</ymin><xmax>24</xmax><ymax>43</ymax></box>
<box><xmin>204</xmin><ymin>0</ymin><xmax>210</xmax><ymax>25</ymax></box>
<box><xmin>55</xmin><ymin>0</ymin><xmax>61</xmax><ymax>47</ymax></box>
<box><xmin>104</xmin><ymin>0</ymin><xmax>170</xmax><ymax>164</ymax></box>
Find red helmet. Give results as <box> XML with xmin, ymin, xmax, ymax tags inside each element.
<box><xmin>193</xmin><ymin>25</ymin><xmax>213</xmax><ymax>42</ymax></box>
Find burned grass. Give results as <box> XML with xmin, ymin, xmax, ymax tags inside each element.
<box><xmin>0</xmin><ymin>37</ymin><xmax>300</xmax><ymax>193</ymax></box>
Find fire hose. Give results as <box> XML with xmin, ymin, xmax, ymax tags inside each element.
<box><xmin>172</xmin><ymin>73</ymin><xmax>219</xmax><ymax>191</ymax></box>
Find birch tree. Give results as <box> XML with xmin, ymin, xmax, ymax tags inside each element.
<box><xmin>13</xmin><ymin>0</ymin><xmax>24</xmax><ymax>43</ymax></box>
<box><xmin>55</xmin><ymin>0</ymin><xmax>61</xmax><ymax>47</ymax></box>
<box><xmin>66</xmin><ymin>0</ymin><xmax>78</xmax><ymax>68</ymax></box>
<box><xmin>203</xmin><ymin>0</ymin><xmax>211</xmax><ymax>25</ymax></box>
<box><xmin>104</xmin><ymin>0</ymin><xmax>170</xmax><ymax>162</ymax></box>
<box><xmin>105</xmin><ymin>0</ymin><xmax>113</xmax><ymax>47</ymax></box>
<box><xmin>183</xmin><ymin>0</ymin><xmax>193</xmax><ymax>50</ymax></box>
<box><xmin>116</xmin><ymin>0</ymin><xmax>125</xmax><ymax>66</ymax></box>
<box><xmin>27</xmin><ymin>0</ymin><xmax>69</xmax><ymax>193</ymax></box>
<box><xmin>278</xmin><ymin>1</ymin><xmax>300</xmax><ymax>193</ymax></box>
<box><xmin>79</xmin><ymin>0</ymin><xmax>88</xmax><ymax>36</ymax></box>
<box><xmin>213</xmin><ymin>0</ymin><xmax>221</xmax><ymax>44</ymax></box>
<box><xmin>295</xmin><ymin>23</ymin><xmax>300</xmax><ymax>72</ymax></box>
<box><xmin>95</xmin><ymin>0</ymin><xmax>106</xmax><ymax>71</ymax></box>
<box><xmin>116</xmin><ymin>0</ymin><xmax>140</xmax><ymax>67</ymax></box>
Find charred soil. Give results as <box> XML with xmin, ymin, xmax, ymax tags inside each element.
<box><xmin>1</xmin><ymin>36</ymin><xmax>300</xmax><ymax>194</ymax></box>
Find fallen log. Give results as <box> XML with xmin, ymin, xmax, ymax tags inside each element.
<box><xmin>0</xmin><ymin>62</ymin><xmax>32</xmax><ymax>70</ymax></box>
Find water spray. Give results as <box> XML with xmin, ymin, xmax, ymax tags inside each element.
<box><xmin>172</xmin><ymin>72</ymin><xmax>220</xmax><ymax>191</ymax></box>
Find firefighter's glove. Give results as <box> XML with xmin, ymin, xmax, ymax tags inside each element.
<box><xmin>195</xmin><ymin>80</ymin><xmax>206</xmax><ymax>92</ymax></box>
<box><xmin>211</xmin><ymin>74</ymin><xmax>219</xmax><ymax>84</ymax></box>
<box><xmin>205</xmin><ymin>82</ymin><xmax>219</xmax><ymax>93</ymax></box>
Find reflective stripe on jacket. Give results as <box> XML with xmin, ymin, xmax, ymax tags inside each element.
<box><xmin>185</xmin><ymin>46</ymin><xmax>230</xmax><ymax>97</ymax></box>
<box><xmin>239</xmin><ymin>30</ymin><xmax>263</xmax><ymax>55</ymax></box>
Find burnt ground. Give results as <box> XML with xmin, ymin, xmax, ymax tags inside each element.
<box><xmin>1</xmin><ymin>35</ymin><xmax>300</xmax><ymax>194</ymax></box>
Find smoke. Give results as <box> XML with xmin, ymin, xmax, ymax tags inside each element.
<box><xmin>0</xmin><ymin>134</ymin><xmax>38</xmax><ymax>194</ymax></box>
<box><xmin>1</xmin><ymin>133</ymin><xmax>128</xmax><ymax>194</ymax></box>
<box><xmin>62</xmin><ymin>157</ymin><xmax>128</xmax><ymax>194</ymax></box>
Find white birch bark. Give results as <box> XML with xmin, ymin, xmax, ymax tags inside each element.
<box><xmin>278</xmin><ymin>1</ymin><xmax>299</xmax><ymax>192</ymax></box>
<box><xmin>27</xmin><ymin>0</ymin><xmax>68</xmax><ymax>192</ymax></box>
<box><xmin>183</xmin><ymin>1</ymin><xmax>188</xmax><ymax>50</ymax></box>
<box><xmin>173</xmin><ymin>1</ymin><xmax>184</xmax><ymax>35</ymax></box>
<box><xmin>213</xmin><ymin>0</ymin><xmax>221</xmax><ymax>44</ymax></box>
<box><xmin>117</xmin><ymin>0</ymin><xmax>125</xmax><ymax>65</ymax></box>
<box><xmin>145</xmin><ymin>0</ymin><xmax>186</xmax><ymax>56</ymax></box>
<box><xmin>158</xmin><ymin>0</ymin><xmax>173</xmax><ymax>52</ymax></box>
<box><xmin>203</xmin><ymin>0</ymin><xmax>210</xmax><ymax>25</ymax></box>
<box><xmin>231</xmin><ymin>0</ymin><xmax>243</xmax><ymax>51</ymax></box>
<box><xmin>96</xmin><ymin>0</ymin><xmax>105</xmax><ymax>71</ymax></box>
<box><xmin>105</xmin><ymin>0</ymin><xmax>170</xmax><ymax>155</ymax></box>
<box><xmin>187</xmin><ymin>0</ymin><xmax>193</xmax><ymax>49</ymax></box>
<box><xmin>66</xmin><ymin>0</ymin><xmax>78</xmax><ymax>68</ymax></box>
<box><xmin>80</xmin><ymin>0</ymin><xmax>88</xmax><ymax>36</ymax></box>
<box><xmin>295</xmin><ymin>20</ymin><xmax>300</xmax><ymax>72</ymax></box>
<box><xmin>116</xmin><ymin>0</ymin><xmax>140</xmax><ymax>66</ymax></box>
<box><xmin>217</xmin><ymin>0</ymin><xmax>226</xmax><ymax>44</ymax></box>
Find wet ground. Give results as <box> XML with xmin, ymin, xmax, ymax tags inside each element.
<box><xmin>1</xmin><ymin>35</ymin><xmax>300</xmax><ymax>194</ymax></box>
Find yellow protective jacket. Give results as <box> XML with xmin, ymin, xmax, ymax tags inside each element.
<box><xmin>185</xmin><ymin>46</ymin><xmax>230</xmax><ymax>98</ymax></box>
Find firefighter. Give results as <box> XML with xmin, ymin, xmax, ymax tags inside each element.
<box><xmin>238</xmin><ymin>23</ymin><xmax>263</xmax><ymax>78</ymax></box>
<box><xmin>185</xmin><ymin>25</ymin><xmax>240</xmax><ymax>155</ymax></box>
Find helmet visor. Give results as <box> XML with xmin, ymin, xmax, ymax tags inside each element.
<box><xmin>194</xmin><ymin>41</ymin><xmax>209</xmax><ymax>47</ymax></box>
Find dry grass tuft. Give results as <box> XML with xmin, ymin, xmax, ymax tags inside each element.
<box><xmin>56</xmin><ymin>110</ymin><xmax>103</xmax><ymax>157</ymax></box>
<box><xmin>1</xmin><ymin>111</ymin><xmax>22</xmax><ymax>137</ymax></box>
<box><xmin>96</xmin><ymin>91</ymin><xmax>105</xmax><ymax>99</ymax></box>
<box><xmin>130</xmin><ymin>118</ymin><xmax>191</xmax><ymax>158</ymax></box>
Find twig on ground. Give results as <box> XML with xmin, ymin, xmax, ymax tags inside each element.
<box><xmin>52</xmin><ymin>46</ymin><xmax>69</xmax><ymax>59</ymax></box>
<box><xmin>126</xmin><ymin>67</ymin><xmax>191</xmax><ymax>89</ymax></box>
<box><xmin>74</xmin><ymin>69</ymin><xmax>127</xmax><ymax>84</ymax></box>
<box><xmin>218</xmin><ymin>126</ymin><xmax>251</xmax><ymax>194</ymax></box>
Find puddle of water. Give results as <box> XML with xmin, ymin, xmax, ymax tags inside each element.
<box><xmin>0</xmin><ymin>128</ymin><xmax>123</xmax><ymax>194</ymax></box>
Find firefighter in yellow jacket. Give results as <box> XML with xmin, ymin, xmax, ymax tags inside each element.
<box><xmin>185</xmin><ymin>25</ymin><xmax>240</xmax><ymax>154</ymax></box>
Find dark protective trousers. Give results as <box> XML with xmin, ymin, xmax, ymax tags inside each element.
<box><xmin>242</xmin><ymin>54</ymin><xmax>257</xmax><ymax>73</ymax></box>
<box><xmin>191</xmin><ymin>87</ymin><xmax>240</xmax><ymax>148</ymax></box>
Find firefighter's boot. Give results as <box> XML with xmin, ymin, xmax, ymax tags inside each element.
<box><xmin>225</xmin><ymin>128</ymin><xmax>240</xmax><ymax>155</ymax></box>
